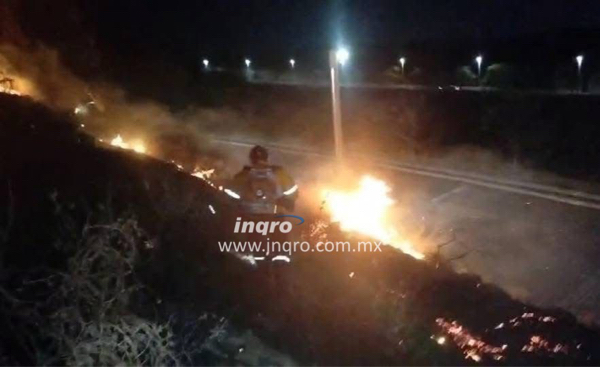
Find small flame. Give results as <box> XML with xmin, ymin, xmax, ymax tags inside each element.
<box><xmin>110</xmin><ymin>134</ymin><xmax>147</xmax><ymax>154</ymax></box>
<box><xmin>0</xmin><ymin>85</ymin><xmax>21</xmax><ymax>95</ymax></box>
<box><xmin>322</xmin><ymin>175</ymin><xmax>424</xmax><ymax>259</ymax></box>
<box><xmin>110</xmin><ymin>134</ymin><xmax>125</xmax><ymax>147</ymax></box>
<box><xmin>0</xmin><ymin>72</ymin><xmax>37</xmax><ymax>97</ymax></box>
<box><xmin>191</xmin><ymin>168</ymin><xmax>215</xmax><ymax>180</ymax></box>
<box><xmin>0</xmin><ymin>78</ymin><xmax>21</xmax><ymax>95</ymax></box>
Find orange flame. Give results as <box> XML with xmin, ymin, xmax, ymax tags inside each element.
<box><xmin>191</xmin><ymin>168</ymin><xmax>215</xmax><ymax>180</ymax></box>
<box><xmin>322</xmin><ymin>175</ymin><xmax>424</xmax><ymax>259</ymax></box>
<box><xmin>110</xmin><ymin>134</ymin><xmax>147</xmax><ymax>154</ymax></box>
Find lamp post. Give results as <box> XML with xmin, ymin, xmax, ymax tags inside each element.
<box><xmin>244</xmin><ymin>58</ymin><xmax>251</xmax><ymax>68</ymax></box>
<box><xmin>202</xmin><ymin>59</ymin><xmax>209</xmax><ymax>69</ymax></box>
<box><xmin>475</xmin><ymin>55</ymin><xmax>483</xmax><ymax>85</ymax></box>
<box><xmin>329</xmin><ymin>47</ymin><xmax>349</xmax><ymax>160</ymax></box>
<box><xmin>289</xmin><ymin>59</ymin><xmax>295</xmax><ymax>68</ymax></box>
<box><xmin>399</xmin><ymin>57</ymin><xmax>406</xmax><ymax>75</ymax></box>
<box><xmin>576</xmin><ymin>55</ymin><xmax>584</xmax><ymax>92</ymax></box>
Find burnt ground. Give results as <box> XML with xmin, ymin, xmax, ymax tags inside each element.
<box><xmin>1</xmin><ymin>93</ymin><xmax>600</xmax><ymax>365</ymax></box>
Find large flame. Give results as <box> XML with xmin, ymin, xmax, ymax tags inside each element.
<box><xmin>110</xmin><ymin>134</ymin><xmax>147</xmax><ymax>154</ymax></box>
<box><xmin>323</xmin><ymin>175</ymin><xmax>424</xmax><ymax>259</ymax></box>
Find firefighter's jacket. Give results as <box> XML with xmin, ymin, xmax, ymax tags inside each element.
<box><xmin>229</xmin><ymin>164</ymin><xmax>298</xmax><ymax>214</ymax></box>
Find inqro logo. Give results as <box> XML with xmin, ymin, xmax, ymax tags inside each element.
<box><xmin>233</xmin><ymin>215</ymin><xmax>304</xmax><ymax>235</ymax></box>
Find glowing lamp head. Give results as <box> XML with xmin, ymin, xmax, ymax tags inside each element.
<box><xmin>202</xmin><ymin>59</ymin><xmax>209</xmax><ymax>67</ymax></box>
<box><xmin>244</xmin><ymin>58</ymin><xmax>251</xmax><ymax>68</ymax></box>
<box><xmin>399</xmin><ymin>57</ymin><xmax>406</xmax><ymax>67</ymax></box>
<box><xmin>576</xmin><ymin>55</ymin><xmax>584</xmax><ymax>68</ymax></box>
<box><xmin>289</xmin><ymin>59</ymin><xmax>295</xmax><ymax>68</ymax></box>
<box><xmin>335</xmin><ymin>48</ymin><xmax>349</xmax><ymax>66</ymax></box>
<box><xmin>475</xmin><ymin>55</ymin><xmax>483</xmax><ymax>66</ymax></box>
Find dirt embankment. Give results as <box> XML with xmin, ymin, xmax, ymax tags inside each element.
<box><xmin>1</xmin><ymin>94</ymin><xmax>600</xmax><ymax>365</ymax></box>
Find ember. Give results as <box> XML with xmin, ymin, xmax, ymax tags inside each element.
<box><xmin>521</xmin><ymin>335</ymin><xmax>569</xmax><ymax>354</ymax></box>
<box><xmin>509</xmin><ymin>312</ymin><xmax>556</xmax><ymax>327</ymax></box>
<box><xmin>436</xmin><ymin>318</ymin><xmax>507</xmax><ymax>362</ymax></box>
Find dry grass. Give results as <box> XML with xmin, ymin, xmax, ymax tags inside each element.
<box><xmin>0</xmin><ymin>214</ymin><xmax>180</xmax><ymax>366</ymax></box>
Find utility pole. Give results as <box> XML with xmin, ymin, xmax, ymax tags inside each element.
<box><xmin>329</xmin><ymin>49</ymin><xmax>344</xmax><ymax>161</ymax></box>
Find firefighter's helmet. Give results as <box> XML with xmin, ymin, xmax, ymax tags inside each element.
<box><xmin>250</xmin><ymin>145</ymin><xmax>269</xmax><ymax>164</ymax></box>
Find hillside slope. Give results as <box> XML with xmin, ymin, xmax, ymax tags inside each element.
<box><xmin>1</xmin><ymin>93</ymin><xmax>599</xmax><ymax>365</ymax></box>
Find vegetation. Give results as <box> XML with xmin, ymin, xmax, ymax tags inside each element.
<box><xmin>2</xmin><ymin>92</ymin><xmax>600</xmax><ymax>365</ymax></box>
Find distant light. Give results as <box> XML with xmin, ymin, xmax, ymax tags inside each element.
<box><xmin>202</xmin><ymin>59</ymin><xmax>209</xmax><ymax>67</ymax></box>
<box><xmin>399</xmin><ymin>57</ymin><xmax>406</xmax><ymax>67</ymax></box>
<box><xmin>436</xmin><ymin>336</ymin><xmax>446</xmax><ymax>345</ymax></box>
<box><xmin>244</xmin><ymin>58</ymin><xmax>251</xmax><ymax>68</ymax></box>
<box><xmin>289</xmin><ymin>59</ymin><xmax>295</xmax><ymax>68</ymax></box>
<box><xmin>335</xmin><ymin>48</ymin><xmax>350</xmax><ymax>66</ymax></box>
<box><xmin>475</xmin><ymin>55</ymin><xmax>483</xmax><ymax>66</ymax></box>
<box><xmin>576</xmin><ymin>55</ymin><xmax>584</xmax><ymax>68</ymax></box>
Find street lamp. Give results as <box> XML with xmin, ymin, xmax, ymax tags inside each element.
<box><xmin>576</xmin><ymin>54</ymin><xmax>584</xmax><ymax>70</ymax></box>
<box><xmin>399</xmin><ymin>57</ymin><xmax>406</xmax><ymax>75</ymax></box>
<box><xmin>475</xmin><ymin>55</ymin><xmax>483</xmax><ymax>83</ymax></box>
<box><xmin>202</xmin><ymin>59</ymin><xmax>209</xmax><ymax>68</ymax></box>
<box><xmin>335</xmin><ymin>47</ymin><xmax>349</xmax><ymax>66</ymax></box>
<box><xmin>289</xmin><ymin>59</ymin><xmax>295</xmax><ymax>68</ymax></box>
<box><xmin>329</xmin><ymin>47</ymin><xmax>349</xmax><ymax>160</ymax></box>
<box><xmin>576</xmin><ymin>55</ymin><xmax>584</xmax><ymax>92</ymax></box>
<box><xmin>244</xmin><ymin>58</ymin><xmax>251</xmax><ymax>68</ymax></box>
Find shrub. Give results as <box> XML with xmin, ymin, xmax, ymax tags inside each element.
<box><xmin>0</xmin><ymin>215</ymin><xmax>179</xmax><ymax>365</ymax></box>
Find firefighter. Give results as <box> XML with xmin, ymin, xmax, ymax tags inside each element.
<box><xmin>229</xmin><ymin>145</ymin><xmax>298</xmax><ymax>214</ymax></box>
<box><xmin>226</xmin><ymin>145</ymin><xmax>298</xmax><ymax>263</ymax></box>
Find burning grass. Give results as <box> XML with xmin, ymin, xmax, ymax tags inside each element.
<box><xmin>110</xmin><ymin>134</ymin><xmax>148</xmax><ymax>154</ymax></box>
<box><xmin>322</xmin><ymin>175</ymin><xmax>425</xmax><ymax>259</ymax></box>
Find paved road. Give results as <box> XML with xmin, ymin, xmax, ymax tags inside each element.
<box><xmin>216</xmin><ymin>140</ymin><xmax>600</xmax><ymax>326</ymax></box>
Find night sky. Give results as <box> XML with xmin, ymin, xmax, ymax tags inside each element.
<box><xmin>16</xmin><ymin>0</ymin><xmax>600</xmax><ymax>74</ymax></box>
<box><xmin>89</xmin><ymin>0</ymin><xmax>600</xmax><ymax>55</ymax></box>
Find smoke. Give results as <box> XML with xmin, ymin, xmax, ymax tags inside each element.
<box><xmin>0</xmin><ymin>42</ymin><xmax>244</xmax><ymax>175</ymax></box>
<box><xmin>0</xmin><ymin>44</ymin><xmax>88</xmax><ymax>108</ymax></box>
